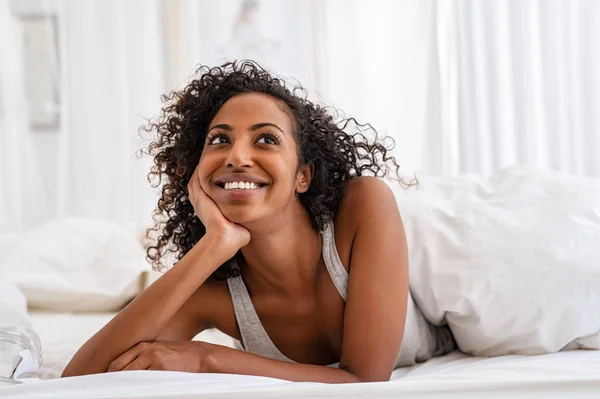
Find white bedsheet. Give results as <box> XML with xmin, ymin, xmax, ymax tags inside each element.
<box><xmin>26</xmin><ymin>311</ymin><xmax>242</xmax><ymax>380</ymax></box>
<box><xmin>1</xmin><ymin>311</ymin><xmax>599</xmax><ymax>398</ymax></box>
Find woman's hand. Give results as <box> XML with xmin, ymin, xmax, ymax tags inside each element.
<box><xmin>107</xmin><ymin>341</ymin><xmax>210</xmax><ymax>373</ymax></box>
<box><xmin>187</xmin><ymin>164</ymin><xmax>250</xmax><ymax>252</ymax></box>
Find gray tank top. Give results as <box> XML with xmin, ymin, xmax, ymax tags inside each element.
<box><xmin>226</xmin><ymin>221</ymin><xmax>455</xmax><ymax>368</ymax></box>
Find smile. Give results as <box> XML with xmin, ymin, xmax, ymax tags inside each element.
<box><xmin>220</xmin><ymin>181</ymin><xmax>263</xmax><ymax>190</ymax></box>
<box><xmin>214</xmin><ymin>181</ymin><xmax>267</xmax><ymax>200</ymax></box>
<box><xmin>215</xmin><ymin>181</ymin><xmax>269</xmax><ymax>190</ymax></box>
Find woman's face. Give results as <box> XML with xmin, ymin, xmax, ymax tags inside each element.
<box><xmin>197</xmin><ymin>92</ymin><xmax>311</xmax><ymax>225</ymax></box>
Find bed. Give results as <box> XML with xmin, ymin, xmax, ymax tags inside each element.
<box><xmin>2</xmin><ymin>168</ymin><xmax>600</xmax><ymax>397</ymax></box>
<box><xmin>1</xmin><ymin>311</ymin><xmax>599</xmax><ymax>398</ymax></box>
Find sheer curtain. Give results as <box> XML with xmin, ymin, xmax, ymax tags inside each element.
<box><xmin>0</xmin><ymin>0</ymin><xmax>47</xmax><ymax>233</ymax></box>
<box><xmin>55</xmin><ymin>0</ymin><xmax>164</xmax><ymax>230</ymax></box>
<box><xmin>317</xmin><ymin>0</ymin><xmax>600</xmax><ymax>178</ymax></box>
<box><xmin>164</xmin><ymin>0</ymin><xmax>320</xmax><ymax>94</ymax></box>
<box><xmin>5</xmin><ymin>0</ymin><xmax>600</xmax><ymax>233</ymax></box>
<box><xmin>2</xmin><ymin>0</ymin><xmax>165</xmax><ymax>233</ymax></box>
<box><xmin>315</xmin><ymin>0</ymin><xmax>442</xmax><ymax>177</ymax></box>
<box><xmin>449</xmin><ymin>0</ymin><xmax>600</xmax><ymax>177</ymax></box>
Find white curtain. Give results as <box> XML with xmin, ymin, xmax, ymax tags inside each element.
<box><xmin>56</xmin><ymin>0</ymin><xmax>164</xmax><ymax>230</ymax></box>
<box><xmin>5</xmin><ymin>0</ymin><xmax>600</xmax><ymax>232</ymax></box>
<box><xmin>315</xmin><ymin>0</ymin><xmax>441</xmax><ymax>177</ymax></box>
<box><xmin>165</xmin><ymin>0</ymin><xmax>319</xmax><ymax>93</ymax></box>
<box><xmin>449</xmin><ymin>0</ymin><xmax>600</xmax><ymax>177</ymax></box>
<box><xmin>317</xmin><ymin>0</ymin><xmax>600</xmax><ymax>179</ymax></box>
<box><xmin>0</xmin><ymin>0</ymin><xmax>48</xmax><ymax>233</ymax></box>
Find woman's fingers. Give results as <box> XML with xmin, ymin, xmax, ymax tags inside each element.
<box><xmin>187</xmin><ymin>167</ymin><xmax>203</xmax><ymax>217</ymax></box>
<box><xmin>121</xmin><ymin>355</ymin><xmax>151</xmax><ymax>371</ymax></box>
<box><xmin>107</xmin><ymin>342</ymin><xmax>146</xmax><ymax>372</ymax></box>
<box><xmin>188</xmin><ymin>165</ymin><xmax>220</xmax><ymax>226</ymax></box>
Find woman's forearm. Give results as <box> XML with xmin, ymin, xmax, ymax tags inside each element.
<box><xmin>61</xmin><ymin>233</ymin><xmax>229</xmax><ymax>377</ymax></box>
<box><xmin>203</xmin><ymin>343</ymin><xmax>362</xmax><ymax>384</ymax></box>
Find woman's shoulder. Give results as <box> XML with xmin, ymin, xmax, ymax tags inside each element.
<box><xmin>338</xmin><ymin>176</ymin><xmax>397</xmax><ymax>225</ymax></box>
<box><xmin>330</xmin><ymin>177</ymin><xmax>399</xmax><ymax>272</ymax></box>
<box><xmin>343</xmin><ymin>175</ymin><xmax>394</xmax><ymax>197</ymax></box>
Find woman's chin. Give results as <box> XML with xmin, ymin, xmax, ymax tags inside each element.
<box><xmin>220</xmin><ymin>207</ymin><xmax>259</xmax><ymax>226</ymax></box>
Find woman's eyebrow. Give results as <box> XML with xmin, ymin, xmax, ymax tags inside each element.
<box><xmin>207</xmin><ymin>123</ymin><xmax>285</xmax><ymax>135</ymax></box>
<box><xmin>207</xmin><ymin>124</ymin><xmax>232</xmax><ymax>133</ymax></box>
<box><xmin>249</xmin><ymin>123</ymin><xmax>284</xmax><ymax>134</ymax></box>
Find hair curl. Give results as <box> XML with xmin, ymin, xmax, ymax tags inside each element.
<box><xmin>139</xmin><ymin>60</ymin><xmax>416</xmax><ymax>279</ymax></box>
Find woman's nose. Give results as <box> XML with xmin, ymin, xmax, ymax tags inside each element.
<box><xmin>226</xmin><ymin>141</ymin><xmax>253</xmax><ymax>168</ymax></box>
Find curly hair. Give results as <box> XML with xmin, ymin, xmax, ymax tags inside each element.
<box><xmin>139</xmin><ymin>60</ymin><xmax>416</xmax><ymax>279</ymax></box>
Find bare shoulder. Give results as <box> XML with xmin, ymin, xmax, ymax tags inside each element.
<box><xmin>339</xmin><ymin>176</ymin><xmax>398</xmax><ymax>226</ymax></box>
<box><xmin>330</xmin><ymin>177</ymin><xmax>400</xmax><ymax>274</ymax></box>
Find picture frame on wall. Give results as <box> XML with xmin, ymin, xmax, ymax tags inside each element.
<box><xmin>21</xmin><ymin>14</ymin><xmax>61</xmax><ymax>130</ymax></box>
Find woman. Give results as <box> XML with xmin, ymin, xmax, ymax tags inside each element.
<box><xmin>62</xmin><ymin>61</ymin><xmax>454</xmax><ymax>383</ymax></box>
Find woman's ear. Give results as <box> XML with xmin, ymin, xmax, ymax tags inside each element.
<box><xmin>296</xmin><ymin>164</ymin><xmax>314</xmax><ymax>194</ymax></box>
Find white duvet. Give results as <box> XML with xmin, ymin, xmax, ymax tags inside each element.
<box><xmin>393</xmin><ymin>167</ymin><xmax>600</xmax><ymax>356</ymax></box>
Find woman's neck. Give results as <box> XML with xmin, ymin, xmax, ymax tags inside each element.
<box><xmin>239</xmin><ymin>202</ymin><xmax>323</xmax><ymax>297</ymax></box>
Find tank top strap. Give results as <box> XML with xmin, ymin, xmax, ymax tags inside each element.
<box><xmin>320</xmin><ymin>221</ymin><xmax>349</xmax><ymax>301</ymax></box>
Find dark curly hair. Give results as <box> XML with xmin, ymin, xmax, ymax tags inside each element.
<box><xmin>139</xmin><ymin>60</ymin><xmax>416</xmax><ymax>279</ymax></box>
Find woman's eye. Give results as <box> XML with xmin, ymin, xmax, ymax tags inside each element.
<box><xmin>208</xmin><ymin>135</ymin><xmax>229</xmax><ymax>145</ymax></box>
<box><xmin>257</xmin><ymin>134</ymin><xmax>278</xmax><ymax>145</ymax></box>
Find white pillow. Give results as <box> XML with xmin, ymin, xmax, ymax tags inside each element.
<box><xmin>0</xmin><ymin>218</ymin><xmax>150</xmax><ymax>312</ymax></box>
<box><xmin>0</xmin><ymin>232</ymin><xmax>21</xmax><ymax>255</ymax></box>
<box><xmin>393</xmin><ymin>166</ymin><xmax>600</xmax><ymax>356</ymax></box>
<box><xmin>0</xmin><ymin>280</ymin><xmax>42</xmax><ymax>381</ymax></box>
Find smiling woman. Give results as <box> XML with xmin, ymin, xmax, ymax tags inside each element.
<box><xmin>140</xmin><ymin>61</ymin><xmax>415</xmax><ymax>279</ymax></box>
<box><xmin>61</xmin><ymin>60</ymin><xmax>455</xmax><ymax>383</ymax></box>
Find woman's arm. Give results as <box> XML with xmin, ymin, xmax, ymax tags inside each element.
<box><xmin>203</xmin><ymin>343</ymin><xmax>360</xmax><ymax>383</ymax></box>
<box><xmin>109</xmin><ymin>340</ymin><xmax>361</xmax><ymax>383</ymax></box>
<box><xmin>336</xmin><ymin>177</ymin><xmax>409</xmax><ymax>381</ymax></box>
<box><xmin>61</xmin><ymin>232</ymin><xmax>230</xmax><ymax>377</ymax></box>
<box><xmin>62</xmin><ymin>161</ymin><xmax>249</xmax><ymax>378</ymax></box>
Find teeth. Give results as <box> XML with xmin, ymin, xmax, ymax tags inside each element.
<box><xmin>223</xmin><ymin>181</ymin><xmax>261</xmax><ymax>190</ymax></box>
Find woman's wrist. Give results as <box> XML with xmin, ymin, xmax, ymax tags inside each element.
<box><xmin>201</xmin><ymin>230</ymin><xmax>243</xmax><ymax>260</ymax></box>
<box><xmin>196</xmin><ymin>341</ymin><xmax>218</xmax><ymax>373</ymax></box>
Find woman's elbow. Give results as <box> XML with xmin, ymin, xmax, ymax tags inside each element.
<box><xmin>355</xmin><ymin>375</ymin><xmax>390</xmax><ymax>383</ymax></box>
<box><xmin>340</xmin><ymin>367</ymin><xmax>391</xmax><ymax>383</ymax></box>
<box><xmin>61</xmin><ymin>368</ymin><xmax>82</xmax><ymax>378</ymax></box>
<box><xmin>61</xmin><ymin>363</ymin><xmax>107</xmax><ymax>378</ymax></box>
